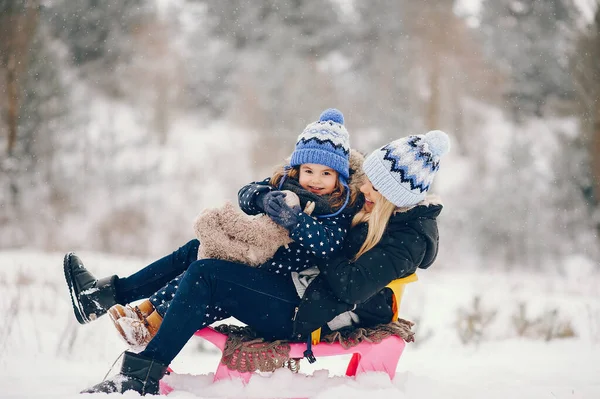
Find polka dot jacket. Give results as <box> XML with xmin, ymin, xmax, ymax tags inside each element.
<box><xmin>238</xmin><ymin>178</ymin><xmax>353</xmax><ymax>276</ymax></box>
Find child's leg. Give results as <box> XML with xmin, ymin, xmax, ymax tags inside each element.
<box><xmin>114</xmin><ymin>239</ymin><xmax>200</xmax><ymax>303</ymax></box>
<box><xmin>147</xmin><ymin>273</ymin><xmax>183</xmax><ymax>317</ymax></box>
<box><xmin>111</xmin><ymin>272</ymin><xmax>230</xmax><ymax>348</ymax></box>
<box><xmin>65</xmin><ymin>239</ymin><xmax>201</xmax><ymax>325</ymax></box>
<box><xmin>140</xmin><ymin>259</ymin><xmax>299</xmax><ymax>365</ymax></box>
<box><xmin>146</xmin><ymin>274</ymin><xmax>231</xmax><ymax>321</ymax></box>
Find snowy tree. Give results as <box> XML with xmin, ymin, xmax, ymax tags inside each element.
<box><xmin>45</xmin><ymin>0</ymin><xmax>146</xmax><ymax>67</ymax></box>
<box><xmin>345</xmin><ymin>0</ymin><xmax>417</xmax><ymax>137</ymax></box>
<box><xmin>479</xmin><ymin>0</ymin><xmax>579</xmax><ymax>121</ymax></box>
<box><xmin>0</xmin><ymin>0</ymin><xmax>39</xmax><ymax>157</ymax></box>
<box><xmin>0</xmin><ymin>6</ymin><xmax>74</xmax><ymax>249</ymax></box>
<box><xmin>0</xmin><ymin>0</ymin><xmax>41</xmax><ymax>243</ymax></box>
<box><xmin>186</xmin><ymin>0</ymin><xmax>352</xmax><ymax>169</ymax></box>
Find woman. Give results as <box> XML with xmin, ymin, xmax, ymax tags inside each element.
<box><xmin>79</xmin><ymin>129</ymin><xmax>450</xmax><ymax>395</ymax></box>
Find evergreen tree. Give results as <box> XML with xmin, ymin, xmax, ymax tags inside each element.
<box><xmin>45</xmin><ymin>0</ymin><xmax>148</xmax><ymax>67</ymax></box>
<box><xmin>480</xmin><ymin>0</ymin><xmax>579</xmax><ymax>120</ymax></box>
<box><xmin>0</xmin><ymin>17</ymin><xmax>72</xmax><ymax>248</ymax></box>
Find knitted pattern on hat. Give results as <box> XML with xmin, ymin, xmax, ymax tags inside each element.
<box><xmin>363</xmin><ymin>130</ymin><xmax>450</xmax><ymax>207</ymax></box>
<box><xmin>290</xmin><ymin>108</ymin><xmax>350</xmax><ymax>180</ymax></box>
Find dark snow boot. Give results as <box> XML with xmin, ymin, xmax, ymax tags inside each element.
<box><xmin>63</xmin><ymin>252</ymin><xmax>118</xmax><ymax>324</ymax></box>
<box><xmin>81</xmin><ymin>351</ymin><xmax>169</xmax><ymax>395</ymax></box>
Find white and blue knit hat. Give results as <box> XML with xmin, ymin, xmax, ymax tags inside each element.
<box><xmin>290</xmin><ymin>108</ymin><xmax>350</xmax><ymax>180</ymax></box>
<box><xmin>363</xmin><ymin>130</ymin><xmax>450</xmax><ymax>207</ymax></box>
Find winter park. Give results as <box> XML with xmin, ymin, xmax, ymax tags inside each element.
<box><xmin>2</xmin><ymin>0</ymin><xmax>600</xmax><ymax>398</ymax></box>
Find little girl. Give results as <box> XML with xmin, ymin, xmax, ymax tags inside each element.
<box><xmin>64</xmin><ymin>108</ymin><xmax>363</xmax><ymax>347</ymax></box>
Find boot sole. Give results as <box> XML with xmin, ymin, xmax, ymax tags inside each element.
<box><xmin>63</xmin><ymin>252</ymin><xmax>89</xmax><ymax>324</ymax></box>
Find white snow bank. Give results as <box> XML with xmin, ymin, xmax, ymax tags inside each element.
<box><xmin>0</xmin><ymin>250</ymin><xmax>599</xmax><ymax>398</ymax></box>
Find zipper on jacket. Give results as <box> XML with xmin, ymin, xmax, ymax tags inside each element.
<box><xmin>291</xmin><ymin>306</ymin><xmax>302</xmax><ymax>340</ymax></box>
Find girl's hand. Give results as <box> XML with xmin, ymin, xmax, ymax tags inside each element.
<box><xmin>266</xmin><ymin>196</ymin><xmax>301</xmax><ymax>230</ymax></box>
<box><xmin>303</xmin><ymin>200</ymin><xmax>315</xmax><ymax>216</ymax></box>
<box><xmin>257</xmin><ymin>190</ymin><xmax>286</xmax><ymax>212</ymax></box>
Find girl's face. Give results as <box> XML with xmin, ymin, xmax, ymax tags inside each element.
<box><xmin>359</xmin><ymin>178</ymin><xmax>382</xmax><ymax>213</ymax></box>
<box><xmin>299</xmin><ymin>164</ymin><xmax>338</xmax><ymax>195</ymax></box>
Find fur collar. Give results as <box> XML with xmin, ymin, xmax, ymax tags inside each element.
<box><xmin>394</xmin><ymin>194</ymin><xmax>443</xmax><ymax>214</ymax></box>
<box><xmin>347</xmin><ymin>149</ymin><xmax>366</xmax><ymax>198</ymax></box>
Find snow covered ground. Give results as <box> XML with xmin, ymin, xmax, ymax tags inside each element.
<box><xmin>1</xmin><ymin>250</ymin><xmax>599</xmax><ymax>398</ymax></box>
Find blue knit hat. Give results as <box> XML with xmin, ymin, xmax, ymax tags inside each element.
<box><xmin>290</xmin><ymin>108</ymin><xmax>350</xmax><ymax>180</ymax></box>
<box><xmin>363</xmin><ymin>130</ymin><xmax>450</xmax><ymax>207</ymax></box>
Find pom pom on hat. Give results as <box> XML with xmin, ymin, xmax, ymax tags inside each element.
<box><xmin>319</xmin><ymin>108</ymin><xmax>344</xmax><ymax>125</ymax></box>
<box><xmin>423</xmin><ymin>130</ymin><xmax>450</xmax><ymax>158</ymax></box>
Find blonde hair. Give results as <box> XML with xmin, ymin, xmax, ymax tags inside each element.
<box><xmin>271</xmin><ymin>165</ymin><xmax>357</xmax><ymax>210</ymax></box>
<box><xmin>351</xmin><ymin>196</ymin><xmax>397</xmax><ymax>261</ymax></box>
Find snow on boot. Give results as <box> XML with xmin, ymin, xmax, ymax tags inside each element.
<box><xmin>81</xmin><ymin>351</ymin><xmax>168</xmax><ymax>395</ymax></box>
<box><xmin>63</xmin><ymin>252</ymin><xmax>118</xmax><ymax>324</ymax></box>
<box><xmin>109</xmin><ymin>305</ymin><xmax>141</xmax><ymax>345</ymax></box>
<box><xmin>108</xmin><ymin>304</ymin><xmax>138</xmax><ymax>320</ymax></box>
<box><xmin>115</xmin><ymin>310</ymin><xmax>163</xmax><ymax>350</ymax></box>
<box><xmin>108</xmin><ymin>300</ymin><xmax>155</xmax><ymax>323</ymax></box>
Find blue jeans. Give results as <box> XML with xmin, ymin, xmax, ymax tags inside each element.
<box><xmin>114</xmin><ymin>240</ymin><xmax>201</xmax><ymax>304</ymax></box>
<box><xmin>140</xmin><ymin>258</ymin><xmax>301</xmax><ymax>365</ymax></box>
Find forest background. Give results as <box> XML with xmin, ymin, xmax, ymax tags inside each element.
<box><xmin>1</xmin><ymin>0</ymin><xmax>600</xmax><ymax>275</ymax></box>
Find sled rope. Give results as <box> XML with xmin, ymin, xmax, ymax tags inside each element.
<box><xmin>101</xmin><ymin>350</ymin><xmax>126</xmax><ymax>382</ymax></box>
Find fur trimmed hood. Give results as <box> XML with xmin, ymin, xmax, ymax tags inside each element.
<box><xmin>347</xmin><ymin>149</ymin><xmax>366</xmax><ymax>200</ymax></box>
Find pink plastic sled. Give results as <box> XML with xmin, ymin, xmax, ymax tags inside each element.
<box><xmin>159</xmin><ymin>326</ymin><xmax>407</xmax><ymax>394</ymax></box>
<box><xmin>159</xmin><ymin>273</ymin><xmax>417</xmax><ymax>395</ymax></box>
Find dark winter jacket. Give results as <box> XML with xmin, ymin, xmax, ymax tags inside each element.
<box><xmin>290</xmin><ymin>196</ymin><xmax>443</xmax><ymax>340</ymax></box>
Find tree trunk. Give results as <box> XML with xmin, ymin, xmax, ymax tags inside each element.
<box><xmin>593</xmin><ymin>107</ymin><xmax>600</xmax><ymax>201</ymax></box>
<box><xmin>592</xmin><ymin>3</ymin><xmax>600</xmax><ymax>201</ymax></box>
<box><xmin>6</xmin><ymin>54</ymin><xmax>18</xmax><ymax>156</ymax></box>
<box><xmin>1</xmin><ymin>2</ymin><xmax>40</xmax><ymax>156</ymax></box>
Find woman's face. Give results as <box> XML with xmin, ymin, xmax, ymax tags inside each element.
<box><xmin>298</xmin><ymin>163</ymin><xmax>338</xmax><ymax>195</ymax></box>
<box><xmin>359</xmin><ymin>178</ymin><xmax>382</xmax><ymax>213</ymax></box>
